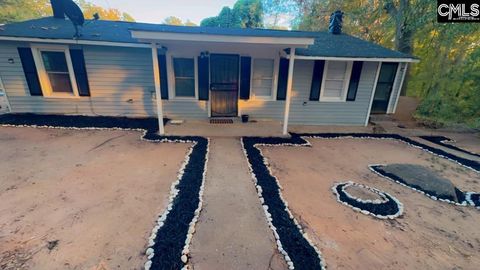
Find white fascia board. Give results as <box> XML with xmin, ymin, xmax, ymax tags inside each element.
<box><xmin>0</xmin><ymin>36</ymin><xmax>150</xmax><ymax>48</ymax></box>
<box><xmin>291</xmin><ymin>55</ymin><xmax>419</xmax><ymax>63</ymax></box>
<box><xmin>130</xmin><ymin>30</ymin><xmax>315</xmax><ymax>46</ymax></box>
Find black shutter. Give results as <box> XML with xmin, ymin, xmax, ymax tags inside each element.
<box><xmin>239</xmin><ymin>56</ymin><xmax>251</xmax><ymax>100</ymax></box>
<box><xmin>69</xmin><ymin>49</ymin><xmax>90</xmax><ymax>96</ymax></box>
<box><xmin>198</xmin><ymin>56</ymin><xmax>209</xmax><ymax>100</ymax></box>
<box><xmin>346</xmin><ymin>61</ymin><xmax>363</xmax><ymax>101</ymax></box>
<box><xmin>158</xmin><ymin>54</ymin><xmax>169</xmax><ymax>100</ymax></box>
<box><xmin>17</xmin><ymin>48</ymin><xmax>42</xmax><ymax>96</ymax></box>
<box><xmin>309</xmin><ymin>60</ymin><xmax>325</xmax><ymax>101</ymax></box>
<box><xmin>276</xmin><ymin>58</ymin><xmax>289</xmax><ymax>100</ymax></box>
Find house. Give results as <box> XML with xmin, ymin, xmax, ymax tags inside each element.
<box><xmin>0</xmin><ymin>2</ymin><xmax>417</xmax><ymax>135</ymax></box>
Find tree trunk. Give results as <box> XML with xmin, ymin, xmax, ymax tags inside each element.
<box><xmin>385</xmin><ymin>0</ymin><xmax>413</xmax><ymax>96</ymax></box>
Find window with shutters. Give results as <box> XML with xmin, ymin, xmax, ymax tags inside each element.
<box><xmin>251</xmin><ymin>58</ymin><xmax>277</xmax><ymax>100</ymax></box>
<box><xmin>31</xmin><ymin>45</ymin><xmax>79</xmax><ymax>98</ymax></box>
<box><xmin>319</xmin><ymin>61</ymin><xmax>353</xmax><ymax>102</ymax></box>
<box><xmin>171</xmin><ymin>57</ymin><xmax>197</xmax><ymax>99</ymax></box>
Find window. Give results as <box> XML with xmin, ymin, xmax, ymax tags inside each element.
<box><xmin>31</xmin><ymin>45</ymin><xmax>79</xmax><ymax>98</ymax></box>
<box><xmin>173</xmin><ymin>57</ymin><xmax>195</xmax><ymax>98</ymax></box>
<box><xmin>41</xmin><ymin>51</ymin><xmax>73</xmax><ymax>93</ymax></box>
<box><xmin>320</xmin><ymin>61</ymin><xmax>353</xmax><ymax>102</ymax></box>
<box><xmin>252</xmin><ymin>58</ymin><xmax>274</xmax><ymax>99</ymax></box>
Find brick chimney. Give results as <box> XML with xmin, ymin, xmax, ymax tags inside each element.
<box><xmin>50</xmin><ymin>0</ymin><xmax>65</xmax><ymax>19</ymax></box>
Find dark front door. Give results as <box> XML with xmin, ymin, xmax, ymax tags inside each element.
<box><xmin>210</xmin><ymin>54</ymin><xmax>239</xmax><ymax>117</ymax></box>
<box><xmin>371</xmin><ymin>63</ymin><xmax>398</xmax><ymax>114</ymax></box>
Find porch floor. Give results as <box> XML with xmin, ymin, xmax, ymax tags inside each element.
<box><xmin>164</xmin><ymin>119</ymin><xmax>374</xmax><ymax>137</ymax></box>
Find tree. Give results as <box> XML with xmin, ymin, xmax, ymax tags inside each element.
<box><xmin>163</xmin><ymin>16</ymin><xmax>184</xmax><ymax>26</ymax></box>
<box><xmin>201</xmin><ymin>7</ymin><xmax>241</xmax><ymax>27</ymax></box>
<box><xmin>200</xmin><ymin>0</ymin><xmax>264</xmax><ymax>28</ymax></box>
<box><xmin>163</xmin><ymin>16</ymin><xmax>197</xmax><ymax>26</ymax></box>
<box><xmin>0</xmin><ymin>0</ymin><xmax>135</xmax><ymax>24</ymax></box>
<box><xmin>234</xmin><ymin>0</ymin><xmax>264</xmax><ymax>28</ymax></box>
<box><xmin>0</xmin><ymin>0</ymin><xmax>51</xmax><ymax>24</ymax></box>
<box><xmin>76</xmin><ymin>0</ymin><xmax>135</xmax><ymax>21</ymax></box>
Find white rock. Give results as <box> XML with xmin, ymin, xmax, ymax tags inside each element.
<box><xmin>181</xmin><ymin>255</ymin><xmax>188</xmax><ymax>263</ymax></box>
<box><xmin>145</xmin><ymin>248</ymin><xmax>154</xmax><ymax>256</ymax></box>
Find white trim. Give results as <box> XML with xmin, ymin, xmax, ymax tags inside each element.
<box><xmin>0</xmin><ymin>75</ymin><xmax>12</xmax><ymax>112</ymax></box>
<box><xmin>386</xmin><ymin>63</ymin><xmax>402</xmax><ymax>113</ymax></box>
<box><xmin>365</xmin><ymin>62</ymin><xmax>383</xmax><ymax>126</ymax></box>
<box><xmin>168</xmin><ymin>55</ymin><xmax>198</xmax><ymax>100</ymax></box>
<box><xmin>250</xmin><ymin>57</ymin><xmax>278</xmax><ymax>101</ymax></box>
<box><xmin>0</xmin><ymin>36</ymin><xmax>150</xmax><ymax>48</ymax></box>
<box><xmin>282</xmin><ymin>48</ymin><xmax>295</xmax><ymax>135</ymax></box>
<box><xmin>131</xmin><ymin>31</ymin><xmax>315</xmax><ymax>46</ymax></box>
<box><xmin>30</xmin><ymin>44</ymin><xmax>80</xmax><ymax>98</ymax></box>
<box><xmin>292</xmin><ymin>55</ymin><xmax>419</xmax><ymax>63</ymax></box>
<box><xmin>151</xmin><ymin>43</ymin><xmax>165</xmax><ymax>135</ymax></box>
<box><xmin>319</xmin><ymin>60</ymin><xmax>353</xmax><ymax>102</ymax></box>
<box><xmin>392</xmin><ymin>63</ymin><xmax>408</xmax><ymax>113</ymax></box>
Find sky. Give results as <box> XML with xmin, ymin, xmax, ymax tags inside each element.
<box><xmin>89</xmin><ymin>0</ymin><xmax>238</xmax><ymax>24</ymax></box>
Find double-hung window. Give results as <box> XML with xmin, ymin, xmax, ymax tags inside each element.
<box><xmin>251</xmin><ymin>58</ymin><xmax>275</xmax><ymax>99</ymax></box>
<box><xmin>320</xmin><ymin>61</ymin><xmax>353</xmax><ymax>102</ymax></box>
<box><xmin>32</xmin><ymin>46</ymin><xmax>78</xmax><ymax>98</ymax></box>
<box><xmin>172</xmin><ymin>57</ymin><xmax>196</xmax><ymax>98</ymax></box>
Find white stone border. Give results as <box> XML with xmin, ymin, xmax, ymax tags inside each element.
<box><xmin>241</xmin><ymin>139</ymin><xmax>325</xmax><ymax>270</ymax></box>
<box><xmin>304</xmin><ymin>134</ymin><xmax>480</xmax><ymax>174</ymax></box>
<box><xmin>369</xmin><ymin>164</ymin><xmax>469</xmax><ymax>207</ymax></box>
<box><xmin>0</xmin><ymin>123</ymin><xmax>209</xmax><ymax>270</ymax></box>
<box><xmin>332</xmin><ymin>181</ymin><xmax>404</xmax><ymax>219</ymax></box>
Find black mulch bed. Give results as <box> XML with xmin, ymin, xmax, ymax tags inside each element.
<box><xmin>292</xmin><ymin>133</ymin><xmax>480</xmax><ymax>172</ymax></box>
<box><xmin>0</xmin><ymin>113</ymin><xmax>206</xmax><ymax>270</ymax></box>
<box><xmin>419</xmin><ymin>135</ymin><xmax>480</xmax><ymax>158</ymax></box>
<box><xmin>334</xmin><ymin>183</ymin><xmax>402</xmax><ymax>218</ymax></box>
<box><xmin>242</xmin><ymin>136</ymin><xmax>322</xmax><ymax>270</ymax></box>
<box><xmin>370</xmin><ymin>165</ymin><xmax>467</xmax><ymax>204</ymax></box>
<box><xmin>242</xmin><ymin>132</ymin><xmax>480</xmax><ymax>268</ymax></box>
<box><xmin>0</xmin><ymin>113</ymin><xmax>169</xmax><ymax>135</ymax></box>
<box><xmin>469</xmin><ymin>193</ymin><xmax>480</xmax><ymax>208</ymax></box>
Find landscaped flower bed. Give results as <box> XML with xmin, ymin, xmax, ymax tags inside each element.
<box><xmin>332</xmin><ymin>181</ymin><xmax>404</xmax><ymax>219</ymax></box>
<box><xmin>0</xmin><ymin>113</ymin><xmax>208</xmax><ymax>270</ymax></box>
<box><xmin>242</xmin><ymin>132</ymin><xmax>480</xmax><ymax>269</ymax></box>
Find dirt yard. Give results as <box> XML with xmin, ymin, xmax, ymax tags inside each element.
<box><xmin>262</xmin><ymin>138</ymin><xmax>480</xmax><ymax>270</ymax></box>
<box><xmin>0</xmin><ymin>127</ymin><xmax>190</xmax><ymax>270</ymax></box>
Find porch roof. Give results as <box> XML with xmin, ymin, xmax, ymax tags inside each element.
<box><xmin>0</xmin><ymin>17</ymin><xmax>417</xmax><ymax>60</ymax></box>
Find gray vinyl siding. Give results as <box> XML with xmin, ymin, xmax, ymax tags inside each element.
<box><xmin>289</xmin><ymin>60</ymin><xmax>378</xmax><ymax>125</ymax></box>
<box><xmin>242</xmin><ymin>60</ymin><xmax>378</xmax><ymax>125</ymax></box>
<box><xmin>387</xmin><ymin>62</ymin><xmax>407</xmax><ymax>114</ymax></box>
<box><xmin>0</xmin><ymin>42</ymin><xmax>208</xmax><ymax>118</ymax></box>
<box><xmin>1</xmin><ymin>41</ymin><xmax>377</xmax><ymax>124</ymax></box>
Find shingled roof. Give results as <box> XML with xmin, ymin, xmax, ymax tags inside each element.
<box><xmin>0</xmin><ymin>17</ymin><xmax>416</xmax><ymax>60</ymax></box>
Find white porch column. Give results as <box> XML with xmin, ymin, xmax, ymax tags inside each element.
<box><xmin>151</xmin><ymin>43</ymin><xmax>165</xmax><ymax>135</ymax></box>
<box><xmin>282</xmin><ymin>47</ymin><xmax>296</xmax><ymax>135</ymax></box>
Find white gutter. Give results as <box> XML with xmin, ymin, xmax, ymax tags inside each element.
<box><xmin>290</xmin><ymin>55</ymin><xmax>419</xmax><ymax>63</ymax></box>
<box><xmin>0</xmin><ymin>36</ymin><xmax>150</xmax><ymax>48</ymax></box>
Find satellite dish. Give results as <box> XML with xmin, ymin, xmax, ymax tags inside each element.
<box><xmin>62</xmin><ymin>0</ymin><xmax>85</xmax><ymax>37</ymax></box>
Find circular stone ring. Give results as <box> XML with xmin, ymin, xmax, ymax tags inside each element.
<box><xmin>332</xmin><ymin>181</ymin><xmax>404</xmax><ymax>219</ymax></box>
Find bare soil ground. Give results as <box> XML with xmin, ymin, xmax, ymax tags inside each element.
<box><xmin>190</xmin><ymin>138</ymin><xmax>286</xmax><ymax>270</ymax></box>
<box><xmin>262</xmin><ymin>138</ymin><xmax>480</xmax><ymax>270</ymax></box>
<box><xmin>0</xmin><ymin>127</ymin><xmax>190</xmax><ymax>270</ymax></box>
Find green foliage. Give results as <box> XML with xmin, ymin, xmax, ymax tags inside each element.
<box><xmin>0</xmin><ymin>0</ymin><xmax>51</xmax><ymax>24</ymax></box>
<box><xmin>293</xmin><ymin>0</ymin><xmax>480</xmax><ymax>129</ymax></box>
<box><xmin>200</xmin><ymin>0</ymin><xmax>263</xmax><ymax>28</ymax></box>
<box><xmin>0</xmin><ymin>0</ymin><xmax>135</xmax><ymax>24</ymax></box>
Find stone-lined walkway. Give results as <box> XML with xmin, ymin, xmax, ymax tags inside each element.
<box><xmin>190</xmin><ymin>138</ymin><xmax>286</xmax><ymax>270</ymax></box>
